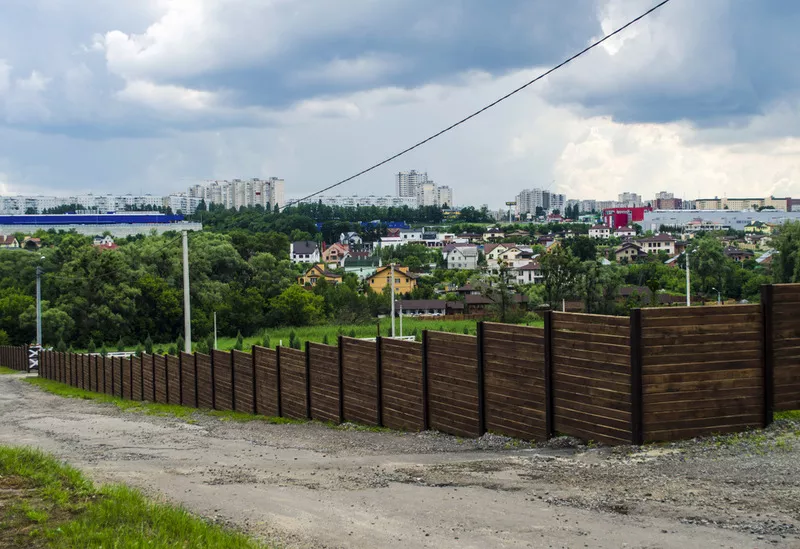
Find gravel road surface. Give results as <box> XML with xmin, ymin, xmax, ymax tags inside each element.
<box><xmin>1</xmin><ymin>373</ymin><xmax>798</xmax><ymax>548</ymax></box>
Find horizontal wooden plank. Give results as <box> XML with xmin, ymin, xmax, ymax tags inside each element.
<box><xmin>771</xmin><ymin>284</ymin><xmax>800</xmax><ymax>298</ymax></box>
<box><xmin>554</xmin><ymin>370</ymin><xmax>630</xmax><ymax>393</ymax></box>
<box><xmin>553</xmin><ymin>321</ymin><xmax>630</xmax><ymax>338</ymax></box>
<box><xmin>553</xmin><ymin>398</ymin><xmax>631</xmax><ymax>426</ymax></box>
<box><xmin>552</xmin><ymin>347</ymin><xmax>630</xmax><ymax>369</ymax></box>
<box><xmin>643</xmin><ymin>331</ymin><xmax>762</xmax><ymax>347</ymax></box>
<box><xmin>643</xmin><ymin>367</ymin><xmax>762</xmax><ymax>386</ymax></box>
<box><xmin>553</xmin><ymin>415</ymin><xmax>631</xmax><ymax>445</ymax></box>
<box><xmin>643</xmin><ymin>355</ymin><xmax>762</xmax><ymax>372</ymax></box>
<box><xmin>641</xmin><ymin>304</ymin><xmax>760</xmax><ymax>320</ymax></box>
<box><xmin>643</xmin><ymin>322</ymin><xmax>761</xmax><ymax>337</ymax></box>
<box><xmin>429</xmin><ymin>392</ymin><xmax>480</xmax><ymax>415</ymax></box>
<box><xmin>644</xmin><ymin>377</ymin><xmax>763</xmax><ymax>395</ymax></box>
<box><xmin>644</xmin><ymin>386</ymin><xmax>762</xmax><ymax>405</ymax></box>
<box><xmin>644</xmin><ymin>394</ymin><xmax>761</xmax><ymax>413</ymax></box>
<box><xmin>553</xmin><ymin>312</ymin><xmax>630</xmax><ymax>327</ymax></box>
<box><xmin>644</xmin><ymin>412</ymin><xmax>763</xmax><ymax>431</ymax></box>
<box><xmin>552</xmin><ymin>387</ymin><xmax>631</xmax><ymax>411</ymax></box>
<box><xmin>643</xmin><ymin>339</ymin><xmax>761</xmax><ymax>358</ymax></box>
<box><xmin>646</xmin><ymin>404</ymin><xmax>763</xmax><ymax>424</ymax></box>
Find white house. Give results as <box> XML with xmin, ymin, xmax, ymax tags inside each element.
<box><xmin>399</xmin><ymin>229</ymin><xmax>423</xmax><ymax>242</ymax></box>
<box><xmin>93</xmin><ymin>235</ymin><xmax>114</xmax><ymax>247</ymax></box>
<box><xmin>447</xmin><ymin>246</ymin><xmax>479</xmax><ymax>270</ymax></box>
<box><xmin>339</xmin><ymin>232</ymin><xmax>363</xmax><ymax>246</ymax></box>
<box><xmin>513</xmin><ymin>261</ymin><xmax>543</xmax><ymax>284</ymax></box>
<box><xmin>589</xmin><ymin>224</ymin><xmax>612</xmax><ymax>239</ymax></box>
<box><xmin>637</xmin><ymin>233</ymin><xmax>676</xmax><ymax>255</ymax></box>
<box><xmin>615</xmin><ymin>226</ymin><xmax>636</xmax><ymax>238</ymax></box>
<box><xmin>290</xmin><ymin>241</ymin><xmax>321</xmax><ymax>263</ymax></box>
<box><xmin>0</xmin><ymin>235</ymin><xmax>19</xmax><ymax>249</ymax></box>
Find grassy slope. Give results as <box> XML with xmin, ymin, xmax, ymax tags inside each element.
<box><xmin>0</xmin><ymin>445</ymin><xmax>265</xmax><ymax>548</ymax></box>
<box><xmin>0</xmin><ymin>366</ymin><xmax>21</xmax><ymax>375</ymax></box>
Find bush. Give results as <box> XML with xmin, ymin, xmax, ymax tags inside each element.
<box><xmin>288</xmin><ymin>330</ymin><xmax>297</xmax><ymax>349</ymax></box>
<box><xmin>205</xmin><ymin>335</ymin><xmax>214</xmax><ymax>352</ymax></box>
<box><xmin>134</xmin><ymin>344</ymin><xmax>143</xmax><ymax>358</ymax></box>
<box><xmin>322</xmin><ymin>334</ymin><xmax>329</xmax><ymax>345</ymax></box>
<box><xmin>0</xmin><ymin>329</ymin><xmax>8</xmax><ymax>346</ymax></box>
<box><xmin>55</xmin><ymin>338</ymin><xmax>67</xmax><ymax>353</ymax></box>
<box><xmin>348</xmin><ymin>329</ymin><xmax>356</xmax><ymax>338</ymax></box>
<box><xmin>291</xmin><ymin>338</ymin><xmax>302</xmax><ymax>350</ymax></box>
<box><xmin>168</xmin><ymin>345</ymin><xmax>177</xmax><ymax>356</ymax></box>
<box><xmin>463</xmin><ymin>326</ymin><xmax>469</xmax><ymax>335</ymax></box>
<box><xmin>261</xmin><ymin>334</ymin><xmax>270</xmax><ymax>349</ymax></box>
<box><xmin>116</xmin><ymin>338</ymin><xmax>125</xmax><ymax>352</ymax></box>
<box><xmin>156</xmin><ymin>347</ymin><xmax>164</xmax><ymax>355</ymax></box>
<box><xmin>234</xmin><ymin>331</ymin><xmax>244</xmax><ymax>351</ymax></box>
<box><xmin>144</xmin><ymin>336</ymin><xmax>154</xmax><ymax>355</ymax></box>
<box><xmin>87</xmin><ymin>339</ymin><xmax>96</xmax><ymax>354</ymax></box>
<box><xmin>100</xmin><ymin>346</ymin><xmax>108</xmax><ymax>357</ymax></box>
<box><xmin>176</xmin><ymin>335</ymin><xmax>185</xmax><ymax>353</ymax></box>
<box><xmin>195</xmin><ymin>340</ymin><xmax>209</xmax><ymax>354</ymax></box>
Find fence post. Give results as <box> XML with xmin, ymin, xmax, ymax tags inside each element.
<box><xmin>337</xmin><ymin>336</ymin><xmax>344</xmax><ymax>423</ymax></box>
<box><xmin>422</xmin><ymin>330</ymin><xmax>430</xmax><ymax>431</ymax></box>
<box><xmin>163</xmin><ymin>354</ymin><xmax>169</xmax><ymax>403</ymax></box>
<box><xmin>230</xmin><ymin>350</ymin><xmax>237</xmax><ymax>412</ymax></box>
<box><xmin>376</xmin><ymin>337</ymin><xmax>383</xmax><ymax>428</ymax></box>
<box><xmin>139</xmin><ymin>355</ymin><xmax>144</xmax><ymax>401</ymax></box>
<box><xmin>275</xmin><ymin>346</ymin><xmax>283</xmax><ymax>417</ymax></box>
<box><xmin>630</xmin><ymin>308</ymin><xmax>644</xmax><ymax>446</ymax></box>
<box><xmin>111</xmin><ymin>356</ymin><xmax>116</xmax><ymax>397</ymax></box>
<box><xmin>251</xmin><ymin>345</ymin><xmax>258</xmax><ymax>415</ymax></box>
<box><xmin>543</xmin><ymin>311</ymin><xmax>554</xmax><ymax>438</ymax></box>
<box><xmin>476</xmin><ymin>322</ymin><xmax>486</xmax><ymax>436</ymax></box>
<box><xmin>761</xmin><ymin>285</ymin><xmax>774</xmax><ymax>427</ymax></box>
<box><xmin>304</xmin><ymin>342</ymin><xmax>312</xmax><ymax>420</ymax></box>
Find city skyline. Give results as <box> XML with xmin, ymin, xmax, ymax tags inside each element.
<box><xmin>0</xmin><ymin>2</ymin><xmax>798</xmax><ymax>207</ymax></box>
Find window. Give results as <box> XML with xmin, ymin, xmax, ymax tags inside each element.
<box><xmin>395</xmin><ymin>278</ymin><xmax>400</xmax><ymax>284</ymax></box>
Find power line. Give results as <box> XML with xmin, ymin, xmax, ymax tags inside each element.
<box><xmin>281</xmin><ymin>0</ymin><xmax>672</xmax><ymax>211</ymax></box>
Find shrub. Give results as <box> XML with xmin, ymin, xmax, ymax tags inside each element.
<box><xmin>144</xmin><ymin>336</ymin><xmax>154</xmax><ymax>355</ymax></box>
<box><xmin>348</xmin><ymin>329</ymin><xmax>356</xmax><ymax>338</ymax></box>
<box><xmin>116</xmin><ymin>338</ymin><xmax>125</xmax><ymax>352</ymax></box>
<box><xmin>55</xmin><ymin>339</ymin><xmax>67</xmax><ymax>353</ymax></box>
<box><xmin>234</xmin><ymin>331</ymin><xmax>244</xmax><ymax>351</ymax></box>
<box><xmin>100</xmin><ymin>346</ymin><xmax>108</xmax><ymax>357</ymax></box>
<box><xmin>261</xmin><ymin>334</ymin><xmax>270</xmax><ymax>349</ymax></box>
<box><xmin>176</xmin><ymin>335</ymin><xmax>185</xmax><ymax>353</ymax></box>
<box><xmin>87</xmin><ymin>339</ymin><xmax>96</xmax><ymax>354</ymax></box>
<box><xmin>322</xmin><ymin>334</ymin><xmax>329</xmax><ymax>345</ymax></box>
<box><xmin>168</xmin><ymin>345</ymin><xmax>177</xmax><ymax>356</ymax></box>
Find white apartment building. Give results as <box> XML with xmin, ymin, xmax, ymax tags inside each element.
<box><xmin>303</xmin><ymin>195</ymin><xmax>418</xmax><ymax>208</ymax></box>
<box><xmin>188</xmin><ymin>178</ymin><xmax>285</xmax><ymax>211</ymax></box>
<box><xmin>618</xmin><ymin>192</ymin><xmax>643</xmax><ymax>207</ymax></box>
<box><xmin>166</xmin><ymin>194</ymin><xmax>204</xmax><ymax>215</ymax></box>
<box><xmin>0</xmin><ymin>194</ymin><xmax>164</xmax><ymax>214</ymax></box>
<box><xmin>437</xmin><ymin>186</ymin><xmax>454</xmax><ymax>208</ymax></box>
<box><xmin>515</xmin><ymin>188</ymin><xmax>567</xmax><ymax>215</ymax></box>
<box><xmin>395</xmin><ymin>170</ymin><xmax>428</xmax><ymax>197</ymax></box>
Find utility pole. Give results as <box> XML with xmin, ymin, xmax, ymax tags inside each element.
<box><xmin>390</xmin><ymin>263</ymin><xmax>396</xmax><ymax>338</ymax></box>
<box><xmin>36</xmin><ymin>265</ymin><xmax>42</xmax><ymax>346</ymax></box>
<box><xmin>182</xmin><ymin>231</ymin><xmax>192</xmax><ymax>353</ymax></box>
<box><xmin>399</xmin><ymin>301</ymin><xmax>403</xmax><ymax>338</ymax></box>
<box><xmin>213</xmin><ymin>311</ymin><xmax>217</xmax><ymax>350</ymax></box>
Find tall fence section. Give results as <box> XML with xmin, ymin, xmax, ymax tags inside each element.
<box><xmin>7</xmin><ymin>283</ymin><xmax>800</xmax><ymax>445</ymax></box>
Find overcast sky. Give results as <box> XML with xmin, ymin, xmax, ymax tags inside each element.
<box><xmin>0</xmin><ymin>0</ymin><xmax>799</xmax><ymax>208</ymax></box>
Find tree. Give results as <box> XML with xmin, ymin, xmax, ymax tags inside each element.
<box><xmin>270</xmin><ymin>286</ymin><xmax>326</xmax><ymax>327</ymax></box>
<box><xmin>566</xmin><ymin>236</ymin><xmax>597</xmax><ymax>262</ymax></box>
<box><xmin>55</xmin><ymin>338</ymin><xmax>67</xmax><ymax>353</ymax></box>
<box><xmin>773</xmin><ymin>221</ymin><xmax>800</xmax><ymax>283</ymax></box>
<box><xmin>116</xmin><ymin>338</ymin><xmax>125</xmax><ymax>352</ymax></box>
<box><xmin>144</xmin><ymin>336</ymin><xmax>154</xmax><ymax>355</ymax></box>
<box><xmin>482</xmin><ymin>264</ymin><xmax>519</xmax><ymax>323</ymax></box>
<box><xmin>100</xmin><ymin>346</ymin><xmax>108</xmax><ymax>357</ymax></box>
<box><xmin>234</xmin><ymin>331</ymin><xmax>244</xmax><ymax>351</ymax></box>
<box><xmin>540</xmin><ymin>247</ymin><xmax>581</xmax><ymax>308</ymax></box>
<box><xmin>176</xmin><ymin>335</ymin><xmax>185</xmax><ymax>353</ymax></box>
<box><xmin>261</xmin><ymin>334</ymin><xmax>271</xmax><ymax>348</ymax></box>
<box><xmin>87</xmin><ymin>339</ymin><xmax>96</xmax><ymax>353</ymax></box>
<box><xmin>0</xmin><ymin>329</ymin><xmax>9</xmax><ymax>346</ymax></box>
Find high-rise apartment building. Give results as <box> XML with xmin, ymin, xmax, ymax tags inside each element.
<box><xmin>188</xmin><ymin>178</ymin><xmax>285</xmax><ymax>211</ymax></box>
<box><xmin>618</xmin><ymin>192</ymin><xmax>643</xmax><ymax>207</ymax></box>
<box><xmin>437</xmin><ymin>186</ymin><xmax>454</xmax><ymax>208</ymax></box>
<box><xmin>395</xmin><ymin>170</ymin><xmax>429</xmax><ymax>197</ymax></box>
<box><xmin>515</xmin><ymin>188</ymin><xmax>567</xmax><ymax>215</ymax></box>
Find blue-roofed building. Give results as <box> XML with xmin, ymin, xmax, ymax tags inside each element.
<box><xmin>0</xmin><ymin>213</ymin><xmax>201</xmax><ymax>237</ymax></box>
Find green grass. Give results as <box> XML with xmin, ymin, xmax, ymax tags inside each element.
<box><xmin>775</xmin><ymin>410</ymin><xmax>800</xmax><ymax>422</ymax></box>
<box><xmin>0</xmin><ymin>365</ymin><xmax>21</xmax><ymax>374</ymax></box>
<box><xmin>0</xmin><ymin>445</ymin><xmax>265</xmax><ymax>548</ymax></box>
<box><xmin>218</xmin><ymin>316</ymin><xmax>544</xmax><ymax>350</ymax></box>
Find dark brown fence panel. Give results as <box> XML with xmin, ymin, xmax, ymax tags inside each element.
<box><xmin>278</xmin><ymin>347</ymin><xmax>307</xmax><ymax>420</ymax></box>
<box><xmin>120</xmin><ymin>357</ymin><xmax>131</xmax><ymax>399</ymax></box>
<box><xmin>212</xmin><ymin>350</ymin><xmax>233</xmax><ymax>411</ymax></box>
<box><xmin>426</xmin><ymin>332</ymin><xmax>480</xmax><ymax>437</ymax></box>
<box><xmin>111</xmin><ymin>357</ymin><xmax>122</xmax><ymax>397</ymax></box>
<box><xmin>253</xmin><ymin>347</ymin><xmax>278</xmax><ymax>416</ymax></box>
<box><xmin>308</xmin><ymin>343</ymin><xmax>339</xmax><ymax>423</ymax></box>
<box><xmin>130</xmin><ymin>356</ymin><xmax>143</xmax><ymax>401</ymax></box>
<box><xmin>180</xmin><ymin>352</ymin><xmax>196</xmax><ymax>407</ymax></box>
<box><xmin>153</xmin><ymin>355</ymin><xmax>168</xmax><ymax>404</ymax></box>
<box><xmin>103</xmin><ymin>357</ymin><xmax>113</xmax><ymax>395</ymax></box>
<box><xmin>78</xmin><ymin>354</ymin><xmax>86</xmax><ymax>389</ymax></box>
<box><xmin>341</xmin><ymin>338</ymin><xmax>378</xmax><ymax>426</ymax></box>
<box><xmin>89</xmin><ymin>355</ymin><xmax>97</xmax><ymax>392</ymax></box>
<box><xmin>165</xmin><ymin>355</ymin><xmax>181</xmax><ymax>405</ymax></box>
<box><xmin>380</xmin><ymin>338</ymin><xmax>424</xmax><ymax>431</ymax></box>
<box><xmin>141</xmin><ymin>355</ymin><xmax>154</xmax><ymax>402</ymax></box>
<box><xmin>483</xmin><ymin>323</ymin><xmax>547</xmax><ymax>441</ymax></box>
<box><xmin>233</xmin><ymin>350</ymin><xmax>254</xmax><ymax>414</ymax></box>
<box><xmin>552</xmin><ymin>312</ymin><xmax>632</xmax><ymax>445</ymax></box>
<box><xmin>195</xmin><ymin>353</ymin><xmax>213</xmax><ymax>409</ymax></box>
<box><xmin>770</xmin><ymin>284</ymin><xmax>800</xmax><ymax>411</ymax></box>
<box><xmin>641</xmin><ymin>305</ymin><xmax>764</xmax><ymax>442</ymax></box>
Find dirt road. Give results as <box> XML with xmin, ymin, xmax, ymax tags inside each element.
<box><xmin>1</xmin><ymin>374</ymin><xmax>798</xmax><ymax>548</ymax></box>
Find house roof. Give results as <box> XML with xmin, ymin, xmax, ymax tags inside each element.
<box><xmin>638</xmin><ymin>233</ymin><xmax>676</xmax><ymax>243</ymax></box>
<box><xmin>465</xmin><ymin>293</ymin><xmax>528</xmax><ymax>305</ymax></box>
<box><xmin>305</xmin><ymin>264</ymin><xmax>342</xmax><ymax>278</ymax></box>
<box><xmin>485</xmin><ymin>228</ymin><xmax>504</xmax><ymax>234</ymax></box>
<box><xmin>0</xmin><ymin>235</ymin><xmax>17</xmax><ymax>245</ymax></box>
<box><xmin>292</xmin><ymin>240</ymin><xmax>319</xmax><ymax>254</ymax></box>
<box><xmin>615</xmin><ymin>242</ymin><xmax>645</xmax><ymax>255</ymax></box>
<box><xmin>395</xmin><ymin>299</ymin><xmax>446</xmax><ymax>310</ymax></box>
<box><xmin>756</xmin><ymin>249</ymin><xmax>777</xmax><ymax>264</ymax></box>
<box><xmin>724</xmin><ymin>246</ymin><xmax>754</xmax><ymax>257</ymax></box>
<box><xmin>590</xmin><ymin>224</ymin><xmax>610</xmax><ymax>230</ymax></box>
<box><xmin>515</xmin><ymin>261</ymin><xmax>541</xmax><ymax>271</ymax></box>
<box><xmin>451</xmin><ymin>246</ymin><xmax>478</xmax><ymax>258</ymax></box>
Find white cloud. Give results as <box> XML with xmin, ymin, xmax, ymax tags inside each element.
<box><xmin>117</xmin><ymin>79</ymin><xmax>220</xmax><ymax>111</ymax></box>
<box><xmin>0</xmin><ymin>61</ymin><xmax>10</xmax><ymax>95</ymax></box>
<box><xmin>16</xmin><ymin>70</ymin><xmax>51</xmax><ymax>92</ymax></box>
<box><xmin>292</xmin><ymin>53</ymin><xmax>408</xmax><ymax>86</ymax></box>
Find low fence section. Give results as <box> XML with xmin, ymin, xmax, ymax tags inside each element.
<box><xmin>766</xmin><ymin>284</ymin><xmax>800</xmax><ymax>411</ymax></box>
<box><xmin>426</xmin><ymin>331</ymin><xmax>480</xmax><ymax>438</ymax></box>
<box><xmin>308</xmin><ymin>343</ymin><xmax>340</xmax><ymax>423</ymax></box>
<box><xmin>379</xmin><ymin>338</ymin><xmax>424</xmax><ymax>431</ymax></box>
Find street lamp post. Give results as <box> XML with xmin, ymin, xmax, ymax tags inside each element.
<box><xmin>685</xmin><ymin>251</ymin><xmax>690</xmax><ymax>307</ymax></box>
<box><xmin>711</xmin><ymin>287</ymin><xmax>721</xmax><ymax>305</ymax></box>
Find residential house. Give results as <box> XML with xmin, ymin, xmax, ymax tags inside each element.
<box><xmin>447</xmin><ymin>246</ymin><xmax>479</xmax><ymax>270</ymax></box>
<box><xmin>458</xmin><ymin>232</ymin><xmax>483</xmax><ymax>243</ymax></box>
<box><xmin>456</xmin><ymin>282</ymin><xmax>482</xmax><ymax>297</ymax></box>
<box><xmin>399</xmin><ymin>229</ymin><xmax>423</xmax><ymax>242</ymax></box>
<box><xmin>339</xmin><ymin>232</ymin><xmax>363</xmax><ymax>246</ymax></box>
<box><xmin>589</xmin><ymin>224</ymin><xmax>612</xmax><ymax>239</ymax></box>
<box><xmin>22</xmin><ymin>237</ymin><xmax>41</xmax><ymax>251</ymax></box>
<box><xmin>0</xmin><ymin>235</ymin><xmax>19</xmax><ymax>248</ymax></box>
<box><xmin>464</xmin><ymin>293</ymin><xmax>529</xmax><ymax>314</ymax></box>
<box><xmin>290</xmin><ymin>241</ymin><xmax>321</xmax><ymax>263</ymax></box>
<box><xmin>724</xmin><ymin>247</ymin><xmax>755</xmax><ymax>263</ymax></box>
<box><xmin>613</xmin><ymin>242</ymin><xmax>647</xmax><ymax>262</ymax></box>
<box><xmin>637</xmin><ymin>233</ymin><xmax>676</xmax><ymax>255</ymax></box>
<box><xmin>395</xmin><ymin>300</ymin><xmax>446</xmax><ymax>316</ymax></box>
<box><xmin>365</xmin><ymin>265</ymin><xmax>417</xmax><ymax>294</ymax></box>
<box><xmin>756</xmin><ymin>249</ymin><xmax>777</xmax><ymax>266</ymax></box>
<box><xmin>614</xmin><ymin>226</ymin><xmax>636</xmax><ymax>238</ymax></box>
<box><xmin>744</xmin><ymin>221</ymin><xmax>777</xmax><ymax>235</ymax></box>
<box><xmin>513</xmin><ymin>261</ymin><xmax>543</xmax><ymax>284</ymax></box>
<box><xmin>93</xmin><ymin>235</ymin><xmax>114</xmax><ymax>247</ymax></box>
<box><xmin>297</xmin><ymin>263</ymin><xmax>342</xmax><ymax>287</ymax></box>
<box><xmin>483</xmin><ymin>228</ymin><xmax>505</xmax><ymax>240</ymax></box>
<box><xmin>674</xmin><ymin>240</ymin><xmax>688</xmax><ymax>255</ymax></box>
<box><xmin>322</xmin><ymin>242</ymin><xmax>350</xmax><ymax>267</ymax></box>
<box><xmin>741</xmin><ymin>234</ymin><xmax>772</xmax><ymax>251</ymax></box>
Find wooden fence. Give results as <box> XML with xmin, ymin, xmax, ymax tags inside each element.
<box><xmin>11</xmin><ymin>283</ymin><xmax>800</xmax><ymax>445</ymax></box>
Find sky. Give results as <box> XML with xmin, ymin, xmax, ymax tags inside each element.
<box><xmin>0</xmin><ymin>0</ymin><xmax>799</xmax><ymax>209</ymax></box>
